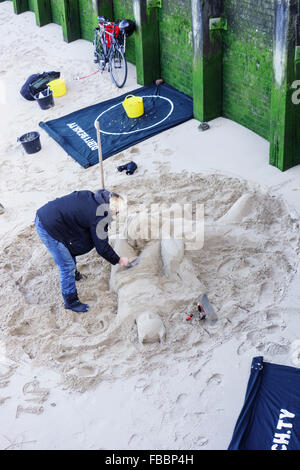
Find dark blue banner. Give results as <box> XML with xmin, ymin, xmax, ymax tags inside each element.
<box><xmin>39</xmin><ymin>83</ymin><xmax>193</xmax><ymax>168</ymax></box>
<box><xmin>228</xmin><ymin>357</ymin><xmax>300</xmax><ymax>450</ymax></box>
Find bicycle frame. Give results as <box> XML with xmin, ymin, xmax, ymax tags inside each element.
<box><xmin>94</xmin><ymin>19</ymin><xmax>128</xmax><ymax>87</ymax></box>
<box><xmin>95</xmin><ymin>22</ymin><xmax>126</xmax><ymax>67</ymax></box>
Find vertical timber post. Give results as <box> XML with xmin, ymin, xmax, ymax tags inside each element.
<box><xmin>133</xmin><ymin>0</ymin><xmax>160</xmax><ymax>85</ymax></box>
<box><xmin>95</xmin><ymin>0</ymin><xmax>114</xmax><ymax>19</ymax></box>
<box><xmin>13</xmin><ymin>0</ymin><xmax>29</xmax><ymax>14</ymax></box>
<box><xmin>191</xmin><ymin>0</ymin><xmax>224</xmax><ymax>122</ymax></box>
<box><xmin>61</xmin><ymin>0</ymin><xmax>81</xmax><ymax>43</ymax></box>
<box><xmin>91</xmin><ymin>0</ymin><xmax>114</xmax><ymax>37</ymax></box>
<box><xmin>270</xmin><ymin>0</ymin><xmax>300</xmax><ymax>171</ymax></box>
<box><xmin>34</xmin><ymin>0</ymin><xmax>52</xmax><ymax>27</ymax></box>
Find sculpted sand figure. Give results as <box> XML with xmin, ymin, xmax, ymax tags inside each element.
<box><xmin>110</xmin><ymin>206</ymin><xmax>205</xmax><ymax>343</ymax></box>
<box><xmin>110</xmin><ymin>194</ymin><xmax>267</xmax><ymax>343</ymax></box>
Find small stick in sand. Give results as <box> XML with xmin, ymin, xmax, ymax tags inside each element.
<box><xmin>95</xmin><ymin>120</ymin><xmax>105</xmax><ymax>189</ymax></box>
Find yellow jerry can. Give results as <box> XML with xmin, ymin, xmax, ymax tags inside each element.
<box><xmin>48</xmin><ymin>78</ymin><xmax>67</xmax><ymax>97</ymax></box>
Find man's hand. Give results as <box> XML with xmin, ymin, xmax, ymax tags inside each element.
<box><xmin>119</xmin><ymin>257</ymin><xmax>129</xmax><ymax>267</ymax></box>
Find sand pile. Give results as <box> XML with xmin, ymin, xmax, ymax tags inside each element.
<box><xmin>0</xmin><ymin>171</ymin><xmax>299</xmax><ymax>392</ymax></box>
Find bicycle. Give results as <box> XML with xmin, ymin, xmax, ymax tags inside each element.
<box><xmin>93</xmin><ymin>16</ymin><xmax>128</xmax><ymax>88</ymax></box>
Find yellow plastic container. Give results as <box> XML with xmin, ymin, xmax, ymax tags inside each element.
<box><xmin>48</xmin><ymin>78</ymin><xmax>67</xmax><ymax>98</ymax></box>
<box><xmin>122</xmin><ymin>95</ymin><xmax>144</xmax><ymax>118</ymax></box>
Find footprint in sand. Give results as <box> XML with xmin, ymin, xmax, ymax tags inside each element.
<box><xmin>128</xmin><ymin>433</ymin><xmax>144</xmax><ymax>447</ymax></box>
<box><xmin>9</xmin><ymin>322</ymin><xmax>33</xmax><ymax>336</ymax></box>
<box><xmin>217</xmin><ymin>257</ymin><xmax>234</xmax><ymax>274</ymax></box>
<box><xmin>237</xmin><ymin>322</ymin><xmax>284</xmax><ymax>355</ymax></box>
<box><xmin>207</xmin><ymin>373</ymin><xmax>222</xmax><ymax>387</ymax></box>
<box><xmin>182</xmin><ymin>432</ymin><xmax>208</xmax><ymax>448</ymax></box>
<box><xmin>175</xmin><ymin>393</ymin><xmax>188</xmax><ymax>406</ymax></box>
<box><xmin>0</xmin><ymin>380</ymin><xmax>10</xmax><ymax>389</ymax></box>
<box><xmin>0</xmin><ymin>364</ymin><xmax>16</xmax><ymax>382</ymax></box>
<box><xmin>0</xmin><ymin>396</ymin><xmax>10</xmax><ymax>406</ymax></box>
<box><xmin>197</xmin><ymin>436</ymin><xmax>209</xmax><ymax>447</ymax></box>
<box><xmin>257</xmin><ymin>340</ymin><xmax>289</xmax><ymax>356</ymax></box>
<box><xmin>77</xmin><ymin>366</ymin><xmax>97</xmax><ymax>378</ymax></box>
<box><xmin>199</xmin><ymin>373</ymin><xmax>222</xmax><ymax>398</ymax></box>
<box><xmin>134</xmin><ymin>377</ymin><xmax>148</xmax><ymax>390</ymax></box>
<box><xmin>130</xmin><ymin>147</ymin><xmax>140</xmax><ymax>154</ymax></box>
<box><xmin>56</xmin><ymin>352</ymin><xmax>75</xmax><ymax>363</ymax></box>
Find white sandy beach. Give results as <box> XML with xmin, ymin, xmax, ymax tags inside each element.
<box><xmin>1</xmin><ymin>1</ymin><xmax>300</xmax><ymax>450</ymax></box>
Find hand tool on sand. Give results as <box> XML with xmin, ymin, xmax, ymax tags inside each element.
<box><xmin>197</xmin><ymin>294</ymin><xmax>218</xmax><ymax>323</ymax></box>
<box><xmin>198</xmin><ymin>122</ymin><xmax>210</xmax><ymax>132</ymax></box>
<box><xmin>186</xmin><ymin>294</ymin><xmax>218</xmax><ymax>323</ymax></box>
<box><xmin>125</xmin><ymin>256</ymin><xmax>141</xmax><ymax>269</ymax></box>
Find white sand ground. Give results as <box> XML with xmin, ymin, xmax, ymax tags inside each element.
<box><xmin>1</xmin><ymin>1</ymin><xmax>300</xmax><ymax>450</ymax></box>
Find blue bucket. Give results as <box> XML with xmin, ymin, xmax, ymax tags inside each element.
<box><xmin>18</xmin><ymin>132</ymin><xmax>41</xmax><ymax>154</ymax></box>
<box><xmin>34</xmin><ymin>88</ymin><xmax>54</xmax><ymax>110</ymax></box>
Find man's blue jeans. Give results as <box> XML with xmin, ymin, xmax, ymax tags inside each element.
<box><xmin>35</xmin><ymin>215</ymin><xmax>76</xmax><ymax>295</ymax></box>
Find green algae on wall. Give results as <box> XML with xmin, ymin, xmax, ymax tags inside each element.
<box><xmin>78</xmin><ymin>0</ymin><xmax>98</xmax><ymax>42</ymax></box>
<box><xmin>13</xmin><ymin>0</ymin><xmax>29</xmax><ymax>14</ymax></box>
<box><xmin>113</xmin><ymin>0</ymin><xmax>136</xmax><ymax>64</ymax></box>
<box><xmin>28</xmin><ymin>0</ymin><xmax>35</xmax><ymax>11</ymax></box>
<box><xmin>50</xmin><ymin>0</ymin><xmax>63</xmax><ymax>25</ymax></box>
<box><xmin>133</xmin><ymin>0</ymin><xmax>160</xmax><ymax>85</ymax></box>
<box><xmin>269</xmin><ymin>0</ymin><xmax>300</xmax><ymax>171</ymax></box>
<box><xmin>159</xmin><ymin>0</ymin><xmax>193</xmax><ymax>97</ymax></box>
<box><xmin>223</xmin><ymin>0</ymin><xmax>275</xmax><ymax>140</ymax></box>
<box><xmin>192</xmin><ymin>0</ymin><xmax>224</xmax><ymax>122</ymax></box>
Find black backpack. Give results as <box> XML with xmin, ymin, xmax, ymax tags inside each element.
<box><xmin>20</xmin><ymin>71</ymin><xmax>60</xmax><ymax>101</ymax></box>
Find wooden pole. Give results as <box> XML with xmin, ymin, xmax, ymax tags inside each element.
<box><xmin>96</xmin><ymin>120</ymin><xmax>105</xmax><ymax>189</ymax></box>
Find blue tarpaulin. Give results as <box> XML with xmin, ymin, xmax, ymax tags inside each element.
<box><xmin>228</xmin><ymin>357</ymin><xmax>300</xmax><ymax>450</ymax></box>
<box><xmin>39</xmin><ymin>83</ymin><xmax>193</xmax><ymax>168</ymax></box>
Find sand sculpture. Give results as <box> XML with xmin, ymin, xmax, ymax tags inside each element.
<box><xmin>110</xmin><ymin>194</ymin><xmax>261</xmax><ymax>343</ymax></box>
<box><xmin>110</xmin><ymin>206</ymin><xmax>205</xmax><ymax>343</ymax></box>
<box><xmin>1</xmin><ymin>170</ymin><xmax>298</xmax><ymax>391</ymax></box>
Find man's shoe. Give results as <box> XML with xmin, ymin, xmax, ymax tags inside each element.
<box><xmin>63</xmin><ymin>291</ymin><xmax>89</xmax><ymax>313</ymax></box>
<box><xmin>75</xmin><ymin>270</ymin><xmax>83</xmax><ymax>281</ymax></box>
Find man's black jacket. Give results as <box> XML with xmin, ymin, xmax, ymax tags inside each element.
<box><xmin>37</xmin><ymin>190</ymin><xmax>120</xmax><ymax>265</ymax></box>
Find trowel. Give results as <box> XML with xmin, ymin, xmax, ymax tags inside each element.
<box><xmin>125</xmin><ymin>255</ymin><xmax>141</xmax><ymax>269</ymax></box>
<box><xmin>197</xmin><ymin>293</ymin><xmax>218</xmax><ymax>323</ymax></box>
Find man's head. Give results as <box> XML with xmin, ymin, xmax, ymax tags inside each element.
<box><xmin>110</xmin><ymin>192</ymin><xmax>124</xmax><ymax>216</ymax></box>
<box><xmin>94</xmin><ymin>189</ymin><xmax>124</xmax><ymax>216</ymax></box>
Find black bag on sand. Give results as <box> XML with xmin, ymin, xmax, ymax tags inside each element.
<box><xmin>20</xmin><ymin>71</ymin><xmax>60</xmax><ymax>101</ymax></box>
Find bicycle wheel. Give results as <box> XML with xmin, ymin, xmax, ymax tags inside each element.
<box><xmin>109</xmin><ymin>45</ymin><xmax>127</xmax><ymax>88</ymax></box>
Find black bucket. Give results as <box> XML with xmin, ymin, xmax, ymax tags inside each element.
<box><xmin>34</xmin><ymin>88</ymin><xmax>54</xmax><ymax>110</ymax></box>
<box><xmin>18</xmin><ymin>132</ymin><xmax>41</xmax><ymax>154</ymax></box>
